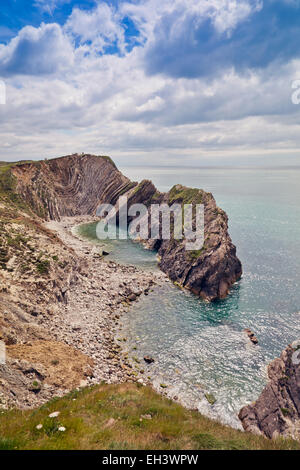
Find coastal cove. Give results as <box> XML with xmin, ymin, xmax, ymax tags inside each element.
<box><xmin>77</xmin><ymin>165</ymin><xmax>300</xmax><ymax>429</ymax></box>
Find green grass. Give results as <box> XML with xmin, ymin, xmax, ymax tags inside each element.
<box><xmin>0</xmin><ymin>161</ymin><xmax>33</xmax><ymax>214</ymax></box>
<box><xmin>187</xmin><ymin>248</ymin><xmax>206</xmax><ymax>261</ymax></box>
<box><xmin>97</xmin><ymin>155</ymin><xmax>118</xmax><ymax>169</ymax></box>
<box><xmin>0</xmin><ymin>383</ymin><xmax>298</xmax><ymax>450</ymax></box>
<box><xmin>36</xmin><ymin>259</ymin><xmax>50</xmax><ymax>275</ymax></box>
<box><xmin>0</xmin><ymin>437</ymin><xmax>21</xmax><ymax>450</ymax></box>
<box><xmin>168</xmin><ymin>185</ymin><xmax>206</xmax><ymax>205</ymax></box>
<box><xmin>281</xmin><ymin>408</ymin><xmax>291</xmax><ymax>417</ymax></box>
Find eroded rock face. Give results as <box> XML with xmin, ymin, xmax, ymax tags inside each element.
<box><xmin>159</xmin><ymin>186</ymin><xmax>242</xmax><ymax>301</ymax></box>
<box><xmin>12</xmin><ymin>154</ymin><xmax>135</xmax><ymax>220</ymax></box>
<box><xmin>122</xmin><ymin>181</ymin><xmax>242</xmax><ymax>301</ymax></box>
<box><xmin>12</xmin><ymin>154</ymin><xmax>242</xmax><ymax>301</ymax></box>
<box><xmin>239</xmin><ymin>342</ymin><xmax>300</xmax><ymax>440</ymax></box>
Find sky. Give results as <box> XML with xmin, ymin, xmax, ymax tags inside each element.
<box><xmin>1</xmin><ymin>0</ymin><xmax>300</xmax><ymax>166</ymax></box>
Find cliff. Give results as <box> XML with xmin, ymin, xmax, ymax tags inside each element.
<box><xmin>239</xmin><ymin>341</ymin><xmax>300</xmax><ymax>440</ymax></box>
<box><xmin>122</xmin><ymin>180</ymin><xmax>242</xmax><ymax>301</ymax></box>
<box><xmin>0</xmin><ymin>170</ymin><xmax>92</xmax><ymax>407</ymax></box>
<box><xmin>0</xmin><ymin>157</ymin><xmax>156</xmax><ymax>408</ymax></box>
<box><xmin>10</xmin><ymin>153</ymin><xmax>242</xmax><ymax>301</ymax></box>
<box><xmin>12</xmin><ymin>154</ymin><xmax>135</xmax><ymax>220</ymax></box>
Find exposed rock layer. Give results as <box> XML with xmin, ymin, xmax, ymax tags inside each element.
<box><xmin>12</xmin><ymin>154</ymin><xmax>242</xmax><ymax>301</ymax></box>
<box><xmin>12</xmin><ymin>154</ymin><xmax>135</xmax><ymax>220</ymax></box>
<box><xmin>239</xmin><ymin>342</ymin><xmax>300</xmax><ymax>440</ymax></box>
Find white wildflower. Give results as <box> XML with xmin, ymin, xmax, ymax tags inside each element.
<box><xmin>36</xmin><ymin>424</ymin><xmax>43</xmax><ymax>430</ymax></box>
<box><xmin>58</xmin><ymin>426</ymin><xmax>66</xmax><ymax>432</ymax></box>
<box><xmin>48</xmin><ymin>411</ymin><xmax>60</xmax><ymax>418</ymax></box>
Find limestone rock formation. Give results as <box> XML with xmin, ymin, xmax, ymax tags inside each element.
<box><xmin>120</xmin><ymin>180</ymin><xmax>242</xmax><ymax>300</ymax></box>
<box><xmin>244</xmin><ymin>328</ymin><xmax>258</xmax><ymax>345</ymax></box>
<box><xmin>159</xmin><ymin>185</ymin><xmax>242</xmax><ymax>301</ymax></box>
<box><xmin>11</xmin><ymin>153</ymin><xmax>242</xmax><ymax>301</ymax></box>
<box><xmin>239</xmin><ymin>341</ymin><xmax>300</xmax><ymax>439</ymax></box>
<box><xmin>12</xmin><ymin>154</ymin><xmax>135</xmax><ymax>220</ymax></box>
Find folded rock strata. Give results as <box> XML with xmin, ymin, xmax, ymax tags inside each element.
<box><xmin>12</xmin><ymin>154</ymin><xmax>242</xmax><ymax>301</ymax></box>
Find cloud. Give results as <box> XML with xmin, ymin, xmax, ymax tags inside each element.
<box><xmin>64</xmin><ymin>3</ymin><xmax>126</xmax><ymax>54</ymax></box>
<box><xmin>0</xmin><ymin>23</ymin><xmax>74</xmax><ymax>76</ymax></box>
<box><xmin>1</xmin><ymin>0</ymin><xmax>300</xmax><ymax>165</ymax></box>
<box><xmin>144</xmin><ymin>0</ymin><xmax>300</xmax><ymax>78</ymax></box>
<box><xmin>114</xmin><ymin>62</ymin><xmax>299</xmax><ymax>126</ymax></box>
<box><xmin>34</xmin><ymin>0</ymin><xmax>72</xmax><ymax>15</ymax></box>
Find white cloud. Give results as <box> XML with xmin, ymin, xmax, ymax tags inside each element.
<box><xmin>0</xmin><ymin>0</ymin><xmax>300</xmax><ymax>165</ymax></box>
<box><xmin>65</xmin><ymin>3</ymin><xmax>126</xmax><ymax>54</ymax></box>
<box><xmin>34</xmin><ymin>0</ymin><xmax>72</xmax><ymax>15</ymax></box>
<box><xmin>0</xmin><ymin>23</ymin><xmax>74</xmax><ymax>76</ymax></box>
<box><xmin>136</xmin><ymin>95</ymin><xmax>164</xmax><ymax>112</ymax></box>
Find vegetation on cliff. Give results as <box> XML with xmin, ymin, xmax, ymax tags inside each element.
<box><xmin>0</xmin><ymin>162</ymin><xmax>33</xmax><ymax>215</ymax></box>
<box><xmin>0</xmin><ymin>383</ymin><xmax>298</xmax><ymax>450</ymax></box>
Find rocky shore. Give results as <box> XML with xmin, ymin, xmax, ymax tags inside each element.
<box><xmin>239</xmin><ymin>341</ymin><xmax>300</xmax><ymax>440</ymax></box>
<box><xmin>0</xmin><ymin>209</ymin><xmax>166</xmax><ymax>409</ymax></box>
<box><xmin>42</xmin><ymin>217</ymin><xmax>167</xmax><ymax>388</ymax></box>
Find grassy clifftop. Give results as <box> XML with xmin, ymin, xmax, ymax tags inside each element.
<box><xmin>0</xmin><ymin>383</ymin><xmax>298</xmax><ymax>450</ymax></box>
<box><xmin>0</xmin><ymin>161</ymin><xmax>34</xmax><ymax>216</ymax></box>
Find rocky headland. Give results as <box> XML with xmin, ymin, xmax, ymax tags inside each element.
<box><xmin>239</xmin><ymin>341</ymin><xmax>300</xmax><ymax>440</ymax></box>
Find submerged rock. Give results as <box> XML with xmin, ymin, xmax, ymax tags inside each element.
<box><xmin>205</xmin><ymin>392</ymin><xmax>216</xmax><ymax>405</ymax></box>
<box><xmin>144</xmin><ymin>356</ymin><xmax>155</xmax><ymax>364</ymax></box>
<box><xmin>244</xmin><ymin>328</ymin><xmax>258</xmax><ymax>345</ymax></box>
<box><xmin>239</xmin><ymin>341</ymin><xmax>300</xmax><ymax>439</ymax></box>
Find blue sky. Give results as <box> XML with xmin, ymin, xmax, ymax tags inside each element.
<box><xmin>0</xmin><ymin>0</ymin><xmax>300</xmax><ymax>165</ymax></box>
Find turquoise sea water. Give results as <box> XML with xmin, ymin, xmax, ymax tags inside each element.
<box><xmin>78</xmin><ymin>166</ymin><xmax>300</xmax><ymax>428</ymax></box>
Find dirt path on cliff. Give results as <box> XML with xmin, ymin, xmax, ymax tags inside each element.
<box><xmin>43</xmin><ymin>217</ymin><xmax>168</xmax><ymax>387</ymax></box>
